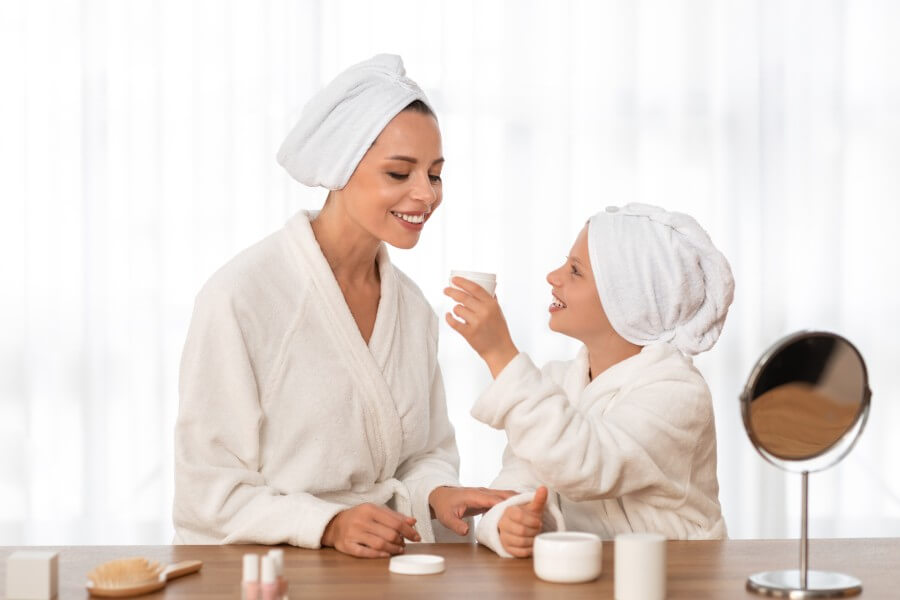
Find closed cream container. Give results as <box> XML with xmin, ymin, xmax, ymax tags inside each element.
<box><xmin>533</xmin><ymin>531</ymin><xmax>603</xmax><ymax>583</ymax></box>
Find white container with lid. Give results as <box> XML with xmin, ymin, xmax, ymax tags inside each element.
<box><xmin>449</xmin><ymin>270</ymin><xmax>497</xmax><ymax>296</ymax></box>
<box><xmin>533</xmin><ymin>531</ymin><xmax>603</xmax><ymax>583</ymax></box>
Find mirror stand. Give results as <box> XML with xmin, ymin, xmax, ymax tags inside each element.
<box><xmin>746</xmin><ymin>471</ymin><xmax>862</xmax><ymax>598</ymax></box>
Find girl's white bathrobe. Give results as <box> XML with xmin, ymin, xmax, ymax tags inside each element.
<box><xmin>173</xmin><ymin>211</ymin><xmax>461</xmax><ymax>547</ymax></box>
<box><xmin>475</xmin><ymin>343</ymin><xmax>726</xmax><ymax>557</ymax></box>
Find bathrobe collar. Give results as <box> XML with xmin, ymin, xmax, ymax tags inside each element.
<box><xmin>288</xmin><ymin>210</ymin><xmax>399</xmax><ymax>364</ymax></box>
<box><xmin>568</xmin><ymin>343</ymin><xmax>684</xmax><ymax>401</ymax></box>
<box><xmin>285</xmin><ymin>210</ymin><xmax>403</xmax><ymax>480</ymax></box>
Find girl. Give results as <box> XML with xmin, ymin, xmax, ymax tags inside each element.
<box><xmin>444</xmin><ymin>203</ymin><xmax>734</xmax><ymax>557</ymax></box>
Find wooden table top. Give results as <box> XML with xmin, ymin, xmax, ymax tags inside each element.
<box><xmin>1</xmin><ymin>538</ymin><xmax>896</xmax><ymax>599</ymax></box>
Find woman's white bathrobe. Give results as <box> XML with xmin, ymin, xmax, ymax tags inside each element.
<box><xmin>173</xmin><ymin>211</ymin><xmax>461</xmax><ymax>547</ymax></box>
<box><xmin>475</xmin><ymin>343</ymin><xmax>726</xmax><ymax>557</ymax></box>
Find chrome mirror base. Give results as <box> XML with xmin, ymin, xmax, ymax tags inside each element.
<box><xmin>747</xmin><ymin>570</ymin><xmax>862</xmax><ymax>598</ymax></box>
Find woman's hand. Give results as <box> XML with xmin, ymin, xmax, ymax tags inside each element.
<box><xmin>498</xmin><ymin>486</ymin><xmax>548</xmax><ymax>558</ymax></box>
<box><xmin>443</xmin><ymin>277</ymin><xmax>519</xmax><ymax>378</ymax></box>
<box><xmin>429</xmin><ymin>486</ymin><xmax>518</xmax><ymax>536</ymax></box>
<box><xmin>321</xmin><ymin>503</ymin><xmax>421</xmax><ymax>558</ymax></box>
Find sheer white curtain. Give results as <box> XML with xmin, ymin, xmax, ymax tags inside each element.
<box><xmin>2</xmin><ymin>0</ymin><xmax>898</xmax><ymax>544</ymax></box>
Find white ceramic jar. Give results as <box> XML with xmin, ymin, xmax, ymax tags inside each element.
<box><xmin>449</xmin><ymin>270</ymin><xmax>497</xmax><ymax>296</ymax></box>
<box><xmin>533</xmin><ymin>532</ymin><xmax>603</xmax><ymax>583</ymax></box>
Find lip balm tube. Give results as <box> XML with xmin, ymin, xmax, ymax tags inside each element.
<box><xmin>242</xmin><ymin>553</ymin><xmax>259</xmax><ymax>600</ymax></box>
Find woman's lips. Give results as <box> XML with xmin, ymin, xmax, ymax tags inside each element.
<box><xmin>390</xmin><ymin>210</ymin><xmax>428</xmax><ymax>231</ymax></box>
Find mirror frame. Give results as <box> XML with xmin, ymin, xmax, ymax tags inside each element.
<box><xmin>740</xmin><ymin>330</ymin><xmax>872</xmax><ymax>474</ymax></box>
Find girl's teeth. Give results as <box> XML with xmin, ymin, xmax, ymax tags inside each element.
<box><xmin>392</xmin><ymin>211</ymin><xmax>425</xmax><ymax>224</ymax></box>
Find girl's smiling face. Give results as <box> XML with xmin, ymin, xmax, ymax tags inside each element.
<box><xmin>545</xmin><ymin>225</ymin><xmax>617</xmax><ymax>344</ymax></box>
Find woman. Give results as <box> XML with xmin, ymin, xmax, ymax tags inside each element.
<box><xmin>444</xmin><ymin>203</ymin><xmax>734</xmax><ymax>557</ymax></box>
<box><xmin>174</xmin><ymin>54</ymin><xmax>512</xmax><ymax>558</ymax></box>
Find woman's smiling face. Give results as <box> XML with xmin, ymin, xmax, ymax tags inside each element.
<box><xmin>545</xmin><ymin>225</ymin><xmax>616</xmax><ymax>343</ymax></box>
<box><xmin>337</xmin><ymin>108</ymin><xmax>444</xmax><ymax>249</ymax></box>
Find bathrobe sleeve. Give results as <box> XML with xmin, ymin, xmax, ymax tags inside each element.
<box><xmin>392</xmin><ymin>320</ymin><xmax>462</xmax><ymax>538</ymax></box>
<box><xmin>174</xmin><ymin>287</ymin><xmax>346</xmax><ymax>547</ymax></box>
<box><xmin>490</xmin><ymin>445</ymin><xmax>544</xmax><ymax>491</ymax></box>
<box><xmin>475</xmin><ymin>445</ymin><xmax>566</xmax><ymax>557</ymax></box>
<box><xmin>470</xmin><ymin>352</ymin><xmax>711</xmax><ymax>504</ymax></box>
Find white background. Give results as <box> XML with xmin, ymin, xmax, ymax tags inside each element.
<box><xmin>1</xmin><ymin>0</ymin><xmax>899</xmax><ymax>544</ymax></box>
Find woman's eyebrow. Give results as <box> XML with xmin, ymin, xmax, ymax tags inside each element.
<box><xmin>387</xmin><ymin>155</ymin><xmax>445</xmax><ymax>166</ymax></box>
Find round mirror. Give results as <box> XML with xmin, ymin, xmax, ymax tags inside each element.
<box><xmin>741</xmin><ymin>331</ymin><xmax>871</xmax><ymax>472</ymax></box>
<box><xmin>740</xmin><ymin>330</ymin><xmax>871</xmax><ymax>598</ymax></box>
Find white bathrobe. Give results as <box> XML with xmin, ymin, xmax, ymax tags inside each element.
<box><xmin>474</xmin><ymin>343</ymin><xmax>726</xmax><ymax>557</ymax></box>
<box><xmin>173</xmin><ymin>211</ymin><xmax>460</xmax><ymax>547</ymax></box>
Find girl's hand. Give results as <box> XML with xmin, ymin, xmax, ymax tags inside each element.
<box><xmin>443</xmin><ymin>277</ymin><xmax>519</xmax><ymax>378</ymax></box>
<box><xmin>428</xmin><ymin>486</ymin><xmax>518</xmax><ymax>535</ymax></box>
<box><xmin>321</xmin><ymin>503</ymin><xmax>420</xmax><ymax>558</ymax></box>
<box><xmin>497</xmin><ymin>486</ymin><xmax>548</xmax><ymax>558</ymax></box>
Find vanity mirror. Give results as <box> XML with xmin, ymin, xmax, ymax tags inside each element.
<box><xmin>741</xmin><ymin>331</ymin><xmax>870</xmax><ymax>598</ymax></box>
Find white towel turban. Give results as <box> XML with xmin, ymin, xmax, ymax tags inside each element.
<box><xmin>276</xmin><ymin>54</ymin><xmax>433</xmax><ymax>190</ymax></box>
<box><xmin>587</xmin><ymin>203</ymin><xmax>735</xmax><ymax>355</ymax></box>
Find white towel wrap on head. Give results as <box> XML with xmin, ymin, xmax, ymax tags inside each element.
<box><xmin>276</xmin><ymin>54</ymin><xmax>433</xmax><ymax>190</ymax></box>
<box><xmin>587</xmin><ymin>203</ymin><xmax>734</xmax><ymax>355</ymax></box>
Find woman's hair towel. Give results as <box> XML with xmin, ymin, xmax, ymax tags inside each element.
<box><xmin>277</xmin><ymin>54</ymin><xmax>433</xmax><ymax>190</ymax></box>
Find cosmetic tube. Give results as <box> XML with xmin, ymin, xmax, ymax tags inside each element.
<box><xmin>242</xmin><ymin>553</ymin><xmax>259</xmax><ymax>600</ymax></box>
<box><xmin>261</xmin><ymin>555</ymin><xmax>278</xmax><ymax>600</ymax></box>
<box><xmin>268</xmin><ymin>549</ymin><xmax>287</xmax><ymax>599</ymax></box>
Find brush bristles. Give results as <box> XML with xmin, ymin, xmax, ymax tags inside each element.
<box><xmin>88</xmin><ymin>558</ymin><xmax>163</xmax><ymax>588</ymax></box>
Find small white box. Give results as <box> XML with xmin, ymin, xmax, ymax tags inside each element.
<box><xmin>5</xmin><ymin>551</ymin><xmax>59</xmax><ymax>600</ymax></box>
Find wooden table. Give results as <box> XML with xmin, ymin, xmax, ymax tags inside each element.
<box><xmin>1</xmin><ymin>539</ymin><xmax>896</xmax><ymax>598</ymax></box>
